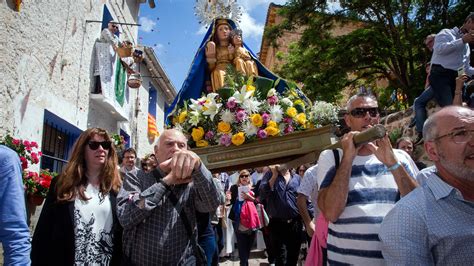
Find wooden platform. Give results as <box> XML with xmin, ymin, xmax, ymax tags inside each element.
<box><xmin>193</xmin><ymin>125</ymin><xmax>336</xmax><ymax>173</ymax></box>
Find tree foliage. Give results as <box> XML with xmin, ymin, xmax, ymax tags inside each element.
<box><xmin>266</xmin><ymin>0</ymin><xmax>474</xmax><ymax>107</ymax></box>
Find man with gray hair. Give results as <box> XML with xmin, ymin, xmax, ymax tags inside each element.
<box><xmin>117</xmin><ymin>129</ymin><xmax>222</xmax><ymax>265</ymax></box>
<box><xmin>380</xmin><ymin>106</ymin><xmax>474</xmax><ymax>264</ymax></box>
<box><xmin>316</xmin><ymin>93</ymin><xmax>419</xmax><ymax>265</ymax></box>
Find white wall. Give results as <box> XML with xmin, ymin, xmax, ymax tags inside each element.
<box><xmin>0</xmin><ymin>1</ymin><xmax>148</xmax><ymax>149</ymax></box>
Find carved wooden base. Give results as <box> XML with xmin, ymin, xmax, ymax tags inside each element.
<box><xmin>193</xmin><ymin>125</ymin><xmax>335</xmax><ymax>173</ymax></box>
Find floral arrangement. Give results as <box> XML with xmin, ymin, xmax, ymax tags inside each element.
<box><xmin>0</xmin><ymin>134</ymin><xmax>41</xmax><ymax>170</ymax></box>
<box><xmin>170</xmin><ymin>78</ymin><xmax>339</xmax><ymax>148</ymax></box>
<box><xmin>1</xmin><ymin>134</ymin><xmax>57</xmax><ymax>198</ymax></box>
<box><xmin>23</xmin><ymin>169</ymin><xmax>57</xmax><ymax>198</ymax></box>
<box><xmin>111</xmin><ymin>134</ymin><xmax>127</xmax><ymax>151</ymax></box>
<box><xmin>310</xmin><ymin>101</ymin><xmax>340</xmax><ymax>128</ymax></box>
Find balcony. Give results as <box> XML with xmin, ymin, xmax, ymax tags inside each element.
<box><xmin>91</xmin><ymin>42</ymin><xmax>130</xmax><ymax>121</ymax></box>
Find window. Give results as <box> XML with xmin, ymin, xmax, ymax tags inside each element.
<box><xmin>40</xmin><ymin>110</ymin><xmax>81</xmax><ymax>174</ymax></box>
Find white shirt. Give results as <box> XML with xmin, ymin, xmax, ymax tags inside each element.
<box><xmin>74</xmin><ymin>184</ymin><xmax>114</xmax><ymax>265</ymax></box>
<box><xmin>431</xmin><ymin>27</ymin><xmax>474</xmax><ymax>76</ymax></box>
<box><xmin>297</xmin><ymin>164</ymin><xmax>320</xmax><ymax>218</ymax></box>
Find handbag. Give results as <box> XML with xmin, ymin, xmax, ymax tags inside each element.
<box><xmin>152</xmin><ymin>170</ymin><xmax>207</xmax><ymax>266</ymax></box>
<box><xmin>256</xmin><ymin>203</ymin><xmax>269</xmax><ymax>228</ymax></box>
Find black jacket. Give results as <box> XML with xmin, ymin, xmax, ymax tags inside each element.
<box><xmin>31</xmin><ymin>179</ymin><xmax>123</xmax><ymax>265</ymax></box>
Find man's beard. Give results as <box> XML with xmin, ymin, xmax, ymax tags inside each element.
<box><xmin>439</xmin><ymin>149</ymin><xmax>474</xmax><ymax>181</ymax></box>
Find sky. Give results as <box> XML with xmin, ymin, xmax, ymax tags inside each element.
<box><xmin>137</xmin><ymin>0</ymin><xmax>288</xmax><ymax>92</ymax></box>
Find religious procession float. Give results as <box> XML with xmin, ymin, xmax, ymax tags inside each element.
<box><xmin>166</xmin><ymin>0</ymin><xmax>339</xmax><ymax>172</ymax></box>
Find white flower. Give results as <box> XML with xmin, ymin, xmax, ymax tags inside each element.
<box><xmin>281</xmin><ymin>98</ymin><xmax>293</xmax><ymax>107</ymax></box>
<box><xmin>269</xmin><ymin>104</ymin><xmax>283</xmax><ymax>123</ymax></box>
<box><xmin>188</xmin><ymin>110</ymin><xmax>201</xmax><ymax>126</ymax></box>
<box><xmin>242</xmin><ymin>121</ymin><xmax>258</xmax><ymax>136</ymax></box>
<box><xmin>202</xmin><ymin>93</ymin><xmax>222</xmax><ymax>120</ymax></box>
<box><xmin>232</xmin><ymin>89</ymin><xmax>252</xmax><ymax>104</ymax></box>
<box><xmin>267</xmin><ymin>88</ymin><xmax>277</xmax><ymax>97</ymax></box>
<box><xmin>221</xmin><ymin>109</ymin><xmax>235</xmax><ymax>123</ymax></box>
<box><xmin>189</xmin><ymin>96</ymin><xmax>207</xmax><ymax>112</ymax></box>
<box><xmin>242</xmin><ymin>98</ymin><xmax>261</xmax><ymax>114</ymax></box>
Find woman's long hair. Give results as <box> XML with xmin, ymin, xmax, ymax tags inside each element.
<box><xmin>56</xmin><ymin>128</ymin><xmax>121</xmax><ymax>202</ymax></box>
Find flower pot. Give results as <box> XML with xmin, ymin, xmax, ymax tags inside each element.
<box><xmin>127</xmin><ymin>73</ymin><xmax>142</xmax><ymax>89</ymax></box>
<box><xmin>193</xmin><ymin>125</ymin><xmax>335</xmax><ymax>173</ymax></box>
<box><xmin>117</xmin><ymin>47</ymin><xmax>133</xmax><ymax>58</ymax></box>
<box><xmin>28</xmin><ymin>194</ymin><xmax>45</xmax><ymax>206</ymax></box>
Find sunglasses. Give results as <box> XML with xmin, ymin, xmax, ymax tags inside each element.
<box><xmin>111</xmin><ymin>25</ymin><xmax>118</xmax><ymax>29</ymax></box>
<box><xmin>349</xmin><ymin>108</ymin><xmax>379</xmax><ymax>118</ymax></box>
<box><xmin>88</xmin><ymin>141</ymin><xmax>112</xmax><ymax>150</ymax></box>
<box><xmin>239</xmin><ymin>174</ymin><xmax>249</xmax><ymax>178</ymax></box>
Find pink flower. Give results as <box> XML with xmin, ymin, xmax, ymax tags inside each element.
<box><xmin>31</xmin><ymin>152</ymin><xmax>39</xmax><ymax>164</ymax></box>
<box><xmin>23</xmin><ymin>140</ymin><xmax>30</xmax><ymax>147</ymax></box>
<box><xmin>219</xmin><ymin>134</ymin><xmax>232</xmax><ymax>147</ymax></box>
<box><xmin>205</xmin><ymin>131</ymin><xmax>215</xmax><ymax>140</ymax></box>
<box><xmin>267</xmin><ymin>95</ymin><xmax>278</xmax><ymax>105</ymax></box>
<box><xmin>283</xmin><ymin>117</ymin><xmax>293</xmax><ymax>124</ymax></box>
<box><xmin>31</xmin><ymin>141</ymin><xmax>39</xmax><ymax>148</ymax></box>
<box><xmin>25</xmin><ymin>146</ymin><xmax>32</xmax><ymax>152</ymax></box>
<box><xmin>284</xmin><ymin>125</ymin><xmax>294</xmax><ymax>134</ymax></box>
<box><xmin>257</xmin><ymin>129</ymin><xmax>268</xmax><ymax>139</ymax></box>
<box><xmin>20</xmin><ymin>157</ymin><xmax>28</xmax><ymax>169</ymax></box>
<box><xmin>38</xmin><ymin>151</ymin><xmax>43</xmax><ymax>157</ymax></box>
<box><xmin>12</xmin><ymin>139</ymin><xmax>20</xmax><ymax>146</ymax></box>
<box><xmin>261</xmin><ymin>113</ymin><xmax>271</xmax><ymax>124</ymax></box>
<box><xmin>235</xmin><ymin>109</ymin><xmax>247</xmax><ymax>122</ymax></box>
<box><xmin>226</xmin><ymin>99</ymin><xmax>237</xmax><ymax>109</ymax></box>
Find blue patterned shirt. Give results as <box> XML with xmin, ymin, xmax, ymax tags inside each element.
<box><xmin>380</xmin><ymin>171</ymin><xmax>474</xmax><ymax>265</ymax></box>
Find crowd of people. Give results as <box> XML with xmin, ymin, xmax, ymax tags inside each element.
<box><xmin>0</xmin><ymin>12</ymin><xmax>473</xmax><ymax>266</ymax></box>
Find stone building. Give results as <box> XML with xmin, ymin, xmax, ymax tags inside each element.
<box><xmin>0</xmin><ymin>0</ymin><xmax>176</xmax><ymax>176</ymax></box>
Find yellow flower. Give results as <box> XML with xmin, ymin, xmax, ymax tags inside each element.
<box><xmin>217</xmin><ymin>121</ymin><xmax>232</xmax><ymax>134</ymax></box>
<box><xmin>246</xmin><ymin>85</ymin><xmax>256</xmax><ymax>96</ymax></box>
<box><xmin>231</xmin><ymin>132</ymin><xmax>245</xmax><ymax>146</ymax></box>
<box><xmin>267</xmin><ymin>120</ymin><xmax>277</xmax><ymax>128</ymax></box>
<box><xmin>286</xmin><ymin>107</ymin><xmax>297</xmax><ymax>118</ymax></box>
<box><xmin>191</xmin><ymin>127</ymin><xmax>205</xmax><ymax>141</ymax></box>
<box><xmin>196</xmin><ymin>139</ymin><xmax>209</xmax><ymax>147</ymax></box>
<box><xmin>250</xmin><ymin>114</ymin><xmax>263</xmax><ymax>127</ymax></box>
<box><xmin>294</xmin><ymin>99</ymin><xmax>304</xmax><ymax>106</ymax></box>
<box><xmin>178</xmin><ymin>111</ymin><xmax>187</xmax><ymax>124</ymax></box>
<box><xmin>296</xmin><ymin>113</ymin><xmax>307</xmax><ymax>125</ymax></box>
<box><xmin>265</xmin><ymin>126</ymin><xmax>280</xmax><ymax>136</ymax></box>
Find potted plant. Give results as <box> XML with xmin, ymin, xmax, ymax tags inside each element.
<box><xmin>23</xmin><ymin>169</ymin><xmax>57</xmax><ymax>206</ymax></box>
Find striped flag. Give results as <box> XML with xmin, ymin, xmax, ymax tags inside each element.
<box><xmin>148</xmin><ymin>113</ymin><xmax>159</xmax><ymax>139</ymax></box>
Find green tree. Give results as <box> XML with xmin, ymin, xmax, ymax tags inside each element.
<box><xmin>266</xmin><ymin>0</ymin><xmax>473</xmax><ymax>107</ymax></box>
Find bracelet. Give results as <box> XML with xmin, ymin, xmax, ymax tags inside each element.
<box><xmin>386</xmin><ymin>161</ymin><xmax>401</xmax><ymax>171</ymax></box>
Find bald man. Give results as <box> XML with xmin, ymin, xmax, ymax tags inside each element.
<box><xmin>380</xmin><ymin>106</ymin><xmax>474</xmax><ymax>265</ymax></box>
<box><xmin>117</xmin><ymin>129</ymin><xmax>222</xmax><ymax>265</ymax></box>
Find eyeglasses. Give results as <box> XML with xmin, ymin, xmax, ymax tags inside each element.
<box><xmin>239</xmin><ymin>174</ymin><xmax>249</xmax><ymax>178</ymax></box>
<box><xmin>88</xmin><ymin>141</ymin><xmax>112</xmax><ymax>150</ymax></box>
<box><xmin>433</xmin><ymin>129</ymin><xmax>474</xmax><ymax>144</ymax></box>
<box><xmin>349</xmin><ymin>108</ymin><xmax>379</xmax><ymax>118</ymax></box>
<box><xmin>111</xmin><ymin>25</ymin><xmax>118</xmax><ymax>29</ymax></box>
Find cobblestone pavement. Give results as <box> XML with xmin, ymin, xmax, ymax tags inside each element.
<box><xmin>219</xmin><ymin>250</ymin><xmax>270</xmax><ymax>266</ymax></box>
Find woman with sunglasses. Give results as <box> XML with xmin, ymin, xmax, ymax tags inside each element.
<box><xmin>228</xmin><ymin>169</ymin><xmax>258</xmax><ymax>266</ymax></box>
<box><xmin>31</xmin><ymin>128</ymin><xmax>123</xmax><ymax>265</ymax></box>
